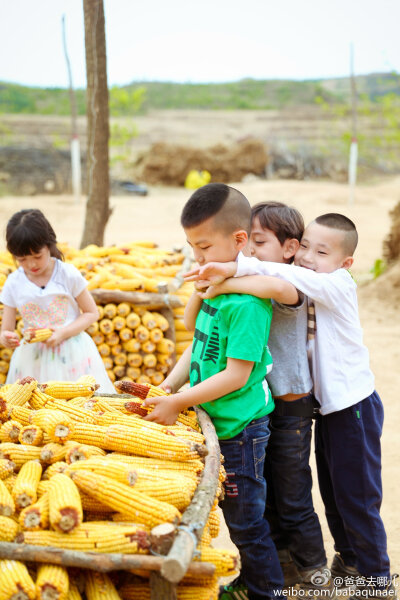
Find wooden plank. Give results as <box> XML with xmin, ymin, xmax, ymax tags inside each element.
<box><xmin>161</xmin><ymin>407</ymin><xmax>221</xmax><ymax>583</ymax></box>
<box><xmin>90</xmin><ymin>289</ymin><xmax>183</xmax><ymax>309</ymax></box>
<box><xmin>150</xmin><ymin>572</ymin><xmax>177</xmax><ymax>600</ymax></box>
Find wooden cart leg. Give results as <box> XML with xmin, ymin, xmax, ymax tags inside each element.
<box><xmin>150</xmin><ymin>571</ymin><xmax>177</xmax><ymax>600</ymax></box>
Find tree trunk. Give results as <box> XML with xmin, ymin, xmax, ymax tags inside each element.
<box><xmin>81</xmin><ymin>0</ymin><xmax>111</xmax><ymax>248</ymax></box>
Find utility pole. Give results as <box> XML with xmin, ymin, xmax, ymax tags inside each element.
<box><xmin>348</xmin><ymin>43</ymin><xmax>358</xmax><ymax>205</ymax></box>
<box><xmin>62</xmin><ymin>14</ymin><xmax>81</xmax><ymax>203</ymax></box>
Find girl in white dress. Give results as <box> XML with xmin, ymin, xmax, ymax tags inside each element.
<box><xmin>0</xmin><ymin>209</ymin><xmax>115</xmax><ymax>393</ymax></box>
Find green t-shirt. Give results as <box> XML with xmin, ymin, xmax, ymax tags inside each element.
<box><xmin>190</xmin><ymin>294</ymin><xmax>274</xmax><ymax>440</ymax></box>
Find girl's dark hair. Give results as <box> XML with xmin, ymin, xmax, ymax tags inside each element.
<box><xmin>251</xmin><ymin>201</ymin><xmax>304</xmax><ymax>244</ymax></box>
<box><xmin>6</xmin><ymin>209</ymin><xmax>64</xmax><ymax>260</ymax></box>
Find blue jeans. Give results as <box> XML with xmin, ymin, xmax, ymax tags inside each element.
<box><xmin>315</xmin><ymin>391</ymin><xmax>390</xmax><ymax>579</ymax></box>
<box><xmin>219</xmin><ymin>415</ymin><xmax>284</xmax><ymax>600</ymax></box>
<box><xmin>264</xmin><ymin>412</ymin><xmax>326</xmax><ymax>570</ymax></box>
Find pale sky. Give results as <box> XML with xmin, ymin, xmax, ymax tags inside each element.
<box><xmin>1</xmin><ymin>0</ymin><xmax>399</xmax><ymax>88</ymax></box>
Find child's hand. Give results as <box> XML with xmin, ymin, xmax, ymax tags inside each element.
<box><xmin>143</xmin><ymin>395</ymin><xmax>181</xmax><ymax>425</ymax></box>
<box><xmin>197</xmin><ymin>282</ymin><xmax>226</xmax><ymax>299</ymax></box>
<box><xmin>184</xmin><ymin>261</ymin><xmax>237</xmax><ymax>286</ymax></box>
<box><xmin>45</xmin><ymin>329</ymin><xmax>66</xmax><ymax>348</ymax></box>
<box><xmin>0</xmin><ymin>331</ymin><xmax>20</xmax><ymax>349</ymax></box>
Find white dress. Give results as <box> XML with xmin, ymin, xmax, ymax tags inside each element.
<box><xmin>0</xmin><ymin>260</ymin><xmax>115</xmax><ymax>393</ymax></box>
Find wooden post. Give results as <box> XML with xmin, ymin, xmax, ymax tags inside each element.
<box><xmin>150</xmin><ymin>572</ymin><xmax>177</xmax><ymax>600</ymax></box>
<box><xmin>89</xmin><ymin>289</ymin><xmax>183</xmax><ymax>309</ymax></box>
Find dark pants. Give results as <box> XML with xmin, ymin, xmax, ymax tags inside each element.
<box><xmin>219</xmin><ymin>414</ymin><xmax>284</xmax><ymax>600</ymax></box>
<box><xmin>315</xmin><ymin>391</ymin><xmax>390</xmax><ymax>578</ymax></box>
<box><xmin>264</xmin><ymin>407</ymin><xmax>326</xmax><ymax>570</ymax></box>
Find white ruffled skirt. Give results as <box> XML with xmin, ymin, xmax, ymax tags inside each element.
<box><xmin>6</xmin><ymin>331</ymin><xmax>115</xmax><ymax>393</ymax></box>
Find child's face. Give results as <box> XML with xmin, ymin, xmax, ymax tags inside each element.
<box><xmin>15</xmin><ymin>246</ymin><xmax>52</xmax><ymax>277</ymax></box>
<box><xmin>294</xmin><ymin>222</ymin><xmax>353</xmax><ymax>273</ymax></box>
<box><xmin>249</xmin><ymin>217</ymin><xmax>297</xmax><ymax>264</ymax></box>
<box><xmin>184</xmin><ymin>217</ymin><xmax>247</xmax><ymax>266</ymax></box>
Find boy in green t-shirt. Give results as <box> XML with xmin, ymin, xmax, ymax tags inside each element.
<box><xmin>144</xmin><ymin>183</ymin><xmax>297</xmax><ymax>600</ymax></box>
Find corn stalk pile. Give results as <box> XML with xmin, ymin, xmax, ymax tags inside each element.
<box><xmin>0</xmin><ymin>376</ymin><xmax>236</xmax><ymax>599</ymax></box>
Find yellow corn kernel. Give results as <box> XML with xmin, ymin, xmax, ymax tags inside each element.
<box><xmin>4</xmin><ymin>378</ymin><xmax>37</xmax><ymax>407</ymax></box>
<box><xmin>71</xmin><ymin>470</ymin><xmax>180</xmax><ymax>528</ymax></box>
<box><xmin>36</xmin><ymin>564</ymin><xmax>69</xmax><ymax>600</ymax></box>
<box><xmin>19</xmin><ymin>491</ymin><xmax>49</xmax><ymax>530</ymax></box>
<box><xmin>0</xmin><ymin>478</ymin><xmax>15</xmax><ymax>516</ymax></box>
<box><xmin>0</xmin><ymin>443</ymin><xmax>42</xmax><ymax>469</ymax></box>
<box><xmin>116</xmin><ymin>302</ymin><xmax>131</xmax><ymax>317</ymax></box>
<box><xmin>67</xmin><ymin>583</ymin><xmax>82</xmax><ymax>600</ymax></box>
<box><xmin>49</xmin><ymin>473</ymin><xmax>83</xmax><ymax>533</ymax></box>
<box><xmin>37</xmin><ymin>480</ymin><xmax>50</xmax><ymax>498</ymax></box>
<box><xmin>19</xmin><ymin>424</ymin><xmax>44</xmax><ymax>446</ymax></box>
<box><xmin>126</xmin><ymin>312</ymin><xmax>141</xmax><ymax>330</ymax></box>
<box><xmin>24</xmin><ymin>327</ymin><xmax>53</xmax><ymax>343</ymax></box>
<box><xmin>195</xmin><ymin>545</ymin><xmax>239</xmax><ymax>577</ymax></box>
<box><xmin>85</xmin><ymin>572</ymin><xmax>120</xmax><ymax>600</ymax></box>
<box><xmin>0</xmin><ymin>515</ymin><xmax>19</xmax><ymax>541</ymax></box>
<box><xmin>12</xmin><ymin>459</ymin><xmax>42</xmax><ymax>509</ymax></box>
<box><xmin>149</xmin><ymin>327</ymin><xmax>163</xmax><ymax>343</ymax></box>
<box><xmin>42</xmin><ymin>382</ymin><xmax>96</xmax><ymax>400</ymax></box>
<box><xmin>0</xmin><ymin>420</ymin><xmax>22</xmax><ymax>443</ymax></box>
<box><xmin>0</xmin><ymin>559</ymin><xmax>36</xmax><ymax>600</ymax></box>
<box><xmin>65</xmin><ymin>442</ymin><xmax>106</xmax><ymax>464</ymax></box>
<box><xmin>29</xmin><ymin>388</ymin><xmax>54</xmax><ymax>409</ymax></box>
<box><xmin>0</xmin><ymin>459</ymin><xmax>15</xmax><ymax>481</ymax></box>
<box><xmin>2</xmin><ymin>474</ymin><xmax>17</xmax><ymax>495</ymax></box>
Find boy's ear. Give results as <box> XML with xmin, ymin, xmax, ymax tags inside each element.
<box><xmin>233</xmin><ymin>229</ymin><xmax>248</xmax><ymax>251</ymax></box>
<box><xmin>282</xmin><ymin>238</ymin><xmax>300</xmax><ymax>260</ymax></box>
<box><xmin>342</xmin><ymin>256</ymin><xmax>354</xmax><ymax>270</ymax></box>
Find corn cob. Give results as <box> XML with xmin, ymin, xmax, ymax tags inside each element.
<box><xmin>0</xmin><ymin>420</ymin><xmax>22</xmax><ymax>442</ymax></box>
<box><xmin>0</xmin><ymin>516</ymin><xmax>19</xmax><ymax>541</ymax></box>
<box><xmin>40</xmin><ymin>442</ymin><xmax>70</xmax><ymax>465</ymax></box>
<box><xmin>150</xmin><ymin>372</ymin><xmax>165</xmax><ymax>386</ymax></box>
<box><xmin>92</xmin><ymin>332</ymin><xmax>105</xmax><ymax>346</ymax></box>
<box><xmin>105</xmin><ymin>453</ymin><xmax>204</xmax><ymax>479</ymax></box>
<box><xmin>67</xmin><ymin>583</ymin><xmax>82</xmax><ymax>600</ymax></box>
<box><xmin>103</xmin><ymin>303</ymin><xmax>117</xmax><ymax>319</ymax></box>
<box><xmin>66</xmin><ymin>457</ymin><xmax>137</xmax><ymax>486</ymax></box>
<box><xmin>0</xmin><ymin>559</ymin><xmax>36</xmax><ymax>600</ymax></box>
<box><xmin>110</xmin><ymin>343</ymin><xmax>123</xmax><ymax>356</ymax></box>
<box><xmin>156</xmin><ymin>338</ymin><xmax>175</xmax><ymax>354</ymax></box>
<box><xmin>105</xmin><ymin>332</ymin><xmax>120</xmax><ymax>347</ymax></box>
<box><xmin>0</xmin><ymin>443</ymin><xmax>42</xmax><ymax>469</ymax></box>
<box><xmin>67</xmin><ymin>423</ymin><xmax>108</xmax><ymax>448</ymax></box>
<box><xmin>71</xmin><ymin>470</ymin><xmax>181</xmax><ymax>528</ymax></box>
<box><xmin>85</xmin><ymin>572</ymin><xmax>120</xmax><ymax>600</ymax></box>
<box><xmin>48</xmin><ymin>399</ymin><xmax>96</xmax><ymax>424</ymax></box>
<box><xmin>41</xmin><ymin>382</ymin><xmax>95</xmax><ymax>400</ymax></box>
<box><xmin>127</xmin><ymin>352</ymin><xmax>143</xmax><ymax>368</ymax></box>
<box><xmin>142</xmin><ymin>353</ymin><xmax>157</xmax><ymax>368</ymax></box>
<box><xmin>122</xmin><ymin>339</ymin><xmax>141</xmax><ymax>352</ymax></box>
<box><xmin>2</xmin><ymin>474</ymin><xmax>17</xmax><ymax>494</ymax></box>
<box><xmin>206</xmin><ymin>507</ymin><xmax>220</xmax><ymax>538</ymax></box>
<box><xmin>0</xmin><ymin>348</ymin><xmax>13</xmax><ymax>361</ymax></box>
<box><xmin>126</xmin><ymin>367</ymin><xmax>141</xmax><ymax>380</ymax></box>
<box><xmin>86</xmin><ymin>321</ymin><xmax>99</xmax><ymax>335</ymax></box>
<box><xmin>133</xmin><ymin>478</ymin><xmax>193</xmax><ymax>511</ymax></box>
<box><xmin>29</xmin><ymin>388</ymin><xmax>55</xmax><ymax>410</ymax></box>
<box><xmin>134</xmin><ymin>325</ymin><xmax>150</xmax><ymax>342</ymax></box>
<box><xmin>36</xmin><ymin>564</ymin><xmax>69</xmax><ymax>600</ymax></box>
<box><xmin>19</xmin><ymin>492</ymin><xmax>49</xmax><ymax>530</ymax></box>
<box><xmin>23</xmin><ymin>327</ymin><xmax>53</xmax><ymax>343</ymax></box>
<box><xmin>98</xmin><ymin>343</ymin><xmax>111</xmax><ymax>357</ymax></box>
<box><xmin>12</xmin><ymin>459</ymin><xmax>42</xmax><ymax>508</ymax></box>
<box><xmin>42</xmin><ymin>461</ymin><xmax>69</xmax><ymax>479</ymax></box>
<box><xmin>99</xmin><ymin>318</ymin><xmax>114</xmax><ymax>334</ymax></box>
<box><xmin>112</xmin><ymin>315</ymin><xmax>126</xmax><ymax>331</ymax></box>
<box><xmin>18</xmin><ymin>424</ymin><xmax>44</xmax><ymax>446</ymax></box>
<box><xmin>118</xmin><ymin>582</ymin><xmax>219</xmax><ymax>600</ymax></box>
<box><xmin>107</xmin><ymin>369</ymin><xmax>116</xmax><ymax>382</ymax></box>
<box><xmin>65</xmin><ymin>442</ymin><xmax>106</xmax><ymax>464</ymax></box>
<box><xmin>77</xmin><ymin>375</ymin><xmax>97</xmax><ymax>387</ymax></box>
<box><xmin>102</xmin><ymin>356</ymin><xmax>113</xmax><ymax>370</ymax></box>
<box><xmin>4</xmin><ymin>378</ymin><xmax>37</xmax><ymax>407</ymax></box>
<box><xmin>119</xmin><ymin>327</ymin><xmax>133</xmax><ymax>342</ymax></box>
<box><xmin>0</xmin><ymin>478</ymin><xmax>15</xmax><ymax>516</ymax></box>
<box><xmin>194</xmin><ymin>545</ymin><xmax>239</xmax><ymax>577</ymax></box>
<box><xmin>30</xmin><ymin>409</ymin><xmax>75</xmax><ymax>443</ymax></box>
<box><xmin>141</xmin><ymin>311</ymin><xmax>157</xmax><ymax>330</ymax></box>
<box><xmin>80</xmin><ymin>493</ymin><xmax>115</xmax><ymax>513</ymax></box>
<box><xmin>149</xmin><ymin>327</ymin><xmax>163</xmax><ymax>343</ymax></box>
<box><xmin>22</xmin><ymin>522</ymin><xmax>148</xmax><ymax>553</ymax></box>
<box><xmin>0</xmin><ymin>458</ymin><xmax>15</xmax><ymax>480</ymax></box>
<box><xmin>37</xmin><ymin>480</ymin><xmax>50</xmax><ymax>498</ymax></box>
<box><xmin>49</xmin><ymin>473</ymin><xmax>83</xmax><ymax>533</ymax></box>
<box><xmin>9</xmin><ymin>405</ymin><xmax>32</xmax><ymax>426</ymax></box>
<box><xmin>155</xmin><ymin>313</ymin><xmax>170</xmax><ymax>331</ymax></box>
<box><xmin>117</xmin><ymin>302</ymin><xmax>131</xmax><ymax>317</ymax></box>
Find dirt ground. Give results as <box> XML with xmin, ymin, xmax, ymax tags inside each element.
<box><xmin>0</xmin><ymin>175</ymin><xmax>399</xmax><ymax>576</ymax></box>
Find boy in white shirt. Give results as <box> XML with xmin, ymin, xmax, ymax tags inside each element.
<box><xmin>185</xmin><ymin>213</ymin><xmax>394</xmax><ymax>595</ymax></box>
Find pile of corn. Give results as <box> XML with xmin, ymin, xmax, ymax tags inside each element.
<box><xmin>0</xmin><ymin>243</ymin><xmax>196</xmax><ymax>386</ymax></box>
<box><xmin>0</xmin><ymin>376</ymin><xmax>236</xmax><ymax>599</ymax></box>
<box><xmin>87</xmin><ymin>303</ymin><xmax>175</xmax><ymax>386</ymax></box>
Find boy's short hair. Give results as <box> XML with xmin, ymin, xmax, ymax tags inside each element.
<box><xmin>181</xmin><ymin>183</ymin><xmax>251</xmax><ymax>235</ymax></box>
<box><xmin>251</xmin><ymin>201</ymin><xmax>304</xmax><ymax>244</ymax></box>
<box><xmin>315</xmin><ymin>213</ymin><xmax>358</xmax><ymax>255</ymax></box>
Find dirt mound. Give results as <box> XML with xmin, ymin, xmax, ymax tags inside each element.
<box><xmin>361</xmin><ymin>262</ymin><xmax>400</xmax><ymax>306</ymax></box>
<box><xmin>134</xmin><ymin>139</ymin><xmax>268</xmax><ymax>186</ymax></box>
<box><xmin>383</xmin><ymin>200</ymin><xmax>400</xmax><ymax>263</ymax></box>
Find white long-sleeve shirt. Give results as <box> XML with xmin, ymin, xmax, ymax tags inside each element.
<box><xmin>236</xmin><ymin>252</ymin><xmax>375</xmax><ymax>414</ymax></box>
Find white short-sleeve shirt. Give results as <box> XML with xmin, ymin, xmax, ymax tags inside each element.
<box><xmin>0</xmin><ymin>259</ymin><xmax>87</xmax><ymax>331</ymax></box>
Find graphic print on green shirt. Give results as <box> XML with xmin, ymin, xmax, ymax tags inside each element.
<box><xmin>190</xmin><ymin>293</ymin><xmax>274</xmax><ymax>439</ymax></box>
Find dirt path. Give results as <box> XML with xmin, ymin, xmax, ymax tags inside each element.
<box><xmin>1</xmin><ymin>175</ymin><xmax>399</xmax><ymax>575</ymax></box>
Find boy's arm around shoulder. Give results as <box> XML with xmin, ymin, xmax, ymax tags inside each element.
<box><xmin>200</xmin><ymin>274</ymin><xmax>298</xmax><ymax>305</ymax></box>
<box><xmin>236</xmin><ymin>253</ymin><xmax>352</xmax><ymax>310</ymax></box>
